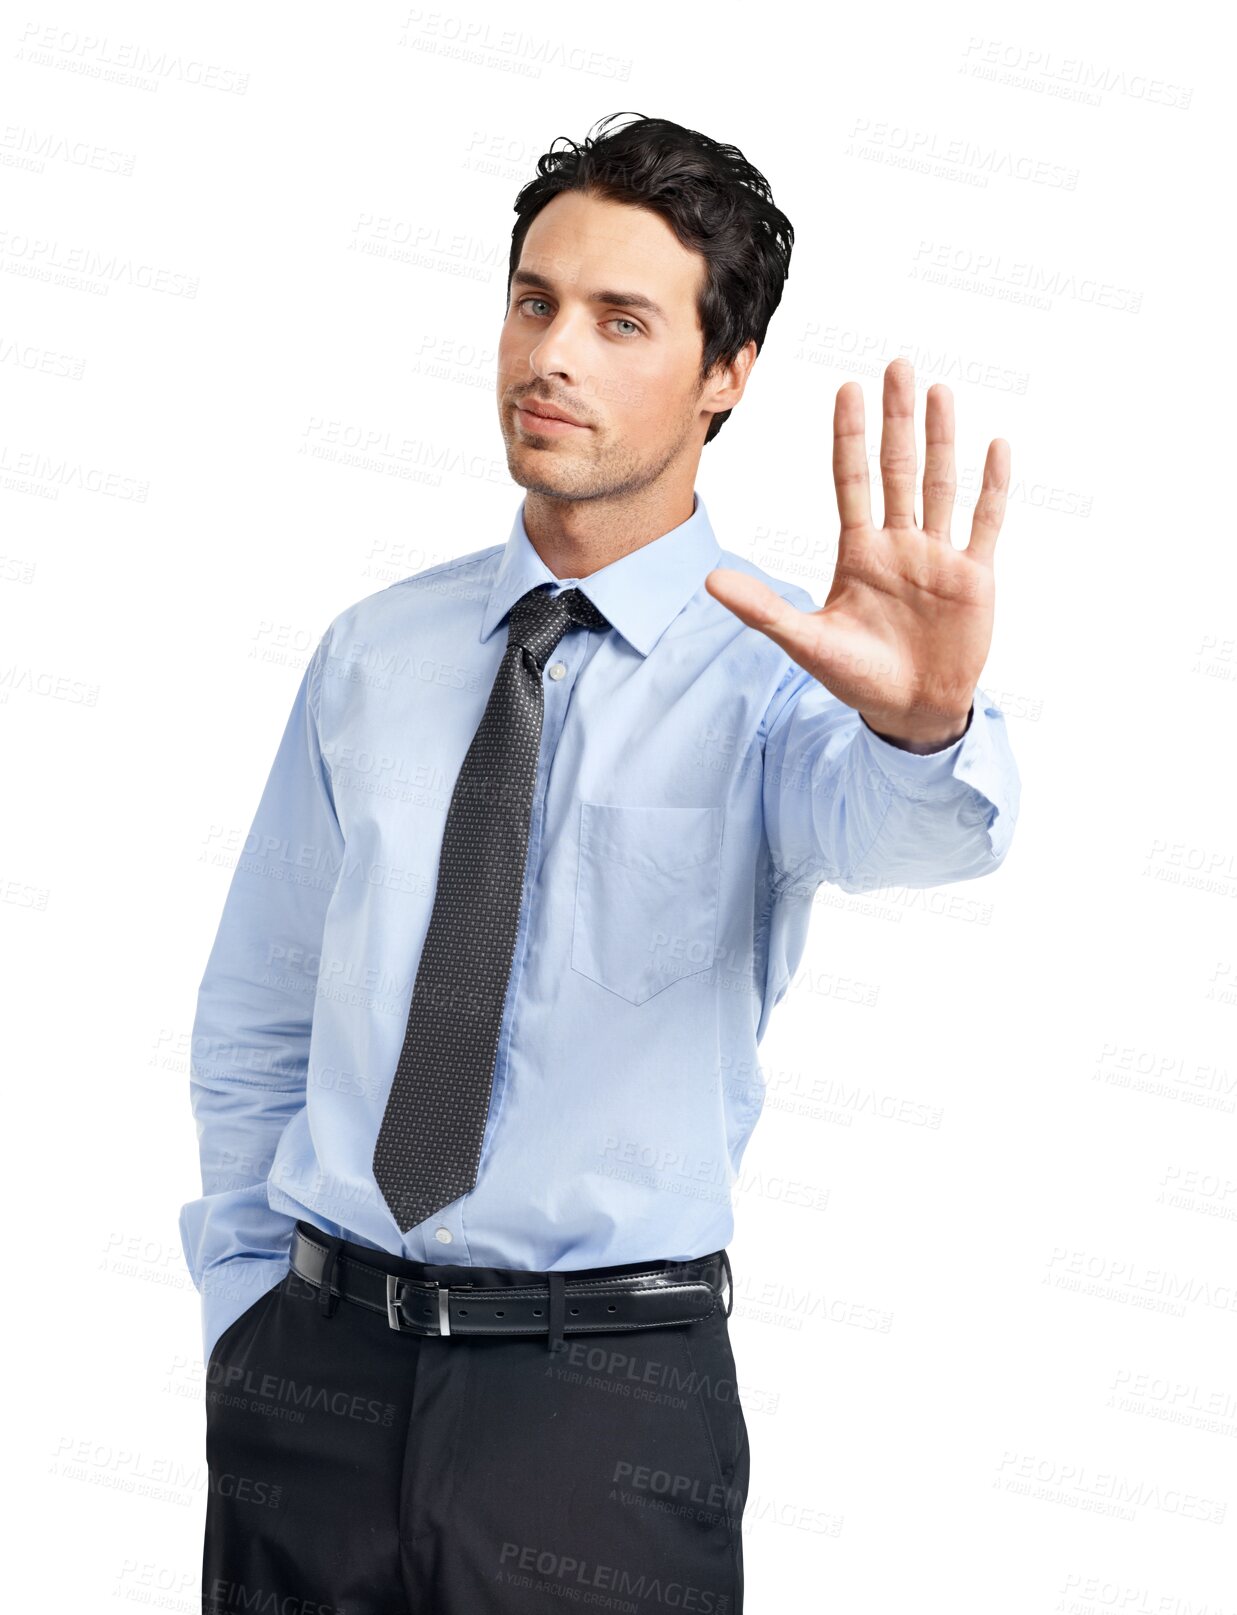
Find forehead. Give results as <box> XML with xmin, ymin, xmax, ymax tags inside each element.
<box><xmin>514</xmin><ymin>190</ymin><xmax>705</xmax><ymax>312</ymax></box>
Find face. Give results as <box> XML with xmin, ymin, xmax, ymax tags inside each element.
<box><xmin>496</xmin><ymin>190</ymin><xmax>744</xmax><ymax>502</ymax></box>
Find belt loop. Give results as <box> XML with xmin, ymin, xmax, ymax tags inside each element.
<box><xmin>547</xmin><ymin>1271</ymin><xmax>566</xmax><ymax>1354</ymax></box>
<box><xmin>318</xmin><ymin>1235</ymin><xmax>344</xmax><ymax>1319</ymax></box>
<box><xmin>720</xmin><ymin>1250</ymin><xmax>734</xmax><ymax>1318</ymax></box>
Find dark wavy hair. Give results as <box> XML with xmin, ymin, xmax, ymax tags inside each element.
<box><xmin>508</xmin><ymin>112</ymin><xmax>794</xmax><ymax>446</ymax></box>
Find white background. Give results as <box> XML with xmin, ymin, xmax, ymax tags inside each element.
<box><xmin>2</xmin><ymin>1</ymin><xmax>1232</xmax><ymax>1609</ymax></box>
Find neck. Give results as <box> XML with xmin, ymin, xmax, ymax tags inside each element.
<box><xmin>522</xmin><ymin>482</ymin><xmax>696</xmax><ymax>580</ymax></box>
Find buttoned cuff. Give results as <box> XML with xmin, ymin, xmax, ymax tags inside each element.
<box><xmin>858</xmin><ymin>701</ymin><xmax>974</xmax><ymax>795</ymax></box>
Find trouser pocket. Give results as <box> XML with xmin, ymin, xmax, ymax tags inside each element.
<box><xmin>676</xmin><ymin>1307</ymin><xmax>750</xmax><ymax>1552</ymax></box>
<box><xmin>204</xmin><ymin>1273</ymin><xmax>285</xmax><ymax>1385</ymax></box>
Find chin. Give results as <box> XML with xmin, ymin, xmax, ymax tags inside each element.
<box><xmin>510</xmin><ymin>465</ymin><xmax>596</xmax><ymax>502</ymax></box>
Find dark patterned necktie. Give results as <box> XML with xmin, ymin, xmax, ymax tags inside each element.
<box><xmin>372</xmin><ymin>582</ymin><xmax>611</xmax><ymax>1233</ymax></box>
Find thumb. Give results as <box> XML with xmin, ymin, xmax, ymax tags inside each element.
<box><xmin>704</xmin><ymin>567</ymin><xmax>816</xmax><ymax>658</ymax></box>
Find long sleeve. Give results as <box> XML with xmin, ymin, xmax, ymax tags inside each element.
<box><xmin>178</xmin><ymin>629</ymin><xmax>343</xmax><ymax>1363</ymax></box>
<box><xmin>760</xmin><ymin>659</ymin><xmax>1020</xmax><ymax>896</ymax></box>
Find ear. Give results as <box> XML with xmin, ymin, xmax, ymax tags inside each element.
<box><xmin>702</xmin><ymin>339</ymin><xmax>757</xmax><ymax>414</ymax></box>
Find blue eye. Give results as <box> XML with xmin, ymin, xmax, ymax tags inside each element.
<box><xmin>515</xmin><ymin>298</ymin><xmax>642</xmax><ymax>337</ymax></box>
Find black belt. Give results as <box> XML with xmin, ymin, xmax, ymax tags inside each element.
<box><xmin>289</xmin><ymin>1222</ymin><xmax>733</xmax><ymax>1351</ymax></box>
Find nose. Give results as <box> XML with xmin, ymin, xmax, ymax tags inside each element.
<box><xmin>526</xmin><ymin>307</ymin><xmax>587</xmax><ymax>387</ymax></box>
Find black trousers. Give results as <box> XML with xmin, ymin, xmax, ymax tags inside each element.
<box><xmin>202</xmin><ymin>1228</ymin><xmax>750</xmax><ymax>1614</ymax></box>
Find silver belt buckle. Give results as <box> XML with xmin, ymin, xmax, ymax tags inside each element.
<box><xmin>386</xmin><ymin>1274</ymin><xmax>452</xmax><ymax>1336</ymax></box>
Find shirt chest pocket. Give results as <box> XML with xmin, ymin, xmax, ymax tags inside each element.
<box><xmin>571</xmin><ymin>802</ymin><xmax>724</xmax><ymax>1005</ymax></box>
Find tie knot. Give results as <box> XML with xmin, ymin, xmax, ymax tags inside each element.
<box><xmin>507</xmin><ymin>585</ymin><xmax>610</xmax><ymax>666</ymax></box>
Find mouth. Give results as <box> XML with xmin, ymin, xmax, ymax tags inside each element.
<box><xmin>515</xmin><ymin>401</ymin><xmax>589</xmax><ymax>435</ymax></box>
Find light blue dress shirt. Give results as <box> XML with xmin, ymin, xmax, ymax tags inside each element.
<box><xmin>180</xmin><ymin>490</ymin><xmax>1020</xmax><ymax>1361</ymax></box>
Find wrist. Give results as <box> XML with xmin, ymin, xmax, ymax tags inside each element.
<box><xmin>859</xmin><ymin>703</ymin><xmax>973</xmax><ymax>753</ymax></box>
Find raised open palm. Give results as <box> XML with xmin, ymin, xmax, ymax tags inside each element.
<box><xmin>706</xmin><ymin>357</ymin><xmax>1009</xmax><ymax>751</ymax></box>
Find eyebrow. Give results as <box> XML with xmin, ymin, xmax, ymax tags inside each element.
<box><xmin>510</xmin><ymin>268</ymin><xmax>668</xmax><ymax>325</ymax></box>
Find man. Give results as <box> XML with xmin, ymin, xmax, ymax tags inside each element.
<box><xmin>182</xmin><ymin>112</ymin><xmax>1019</xmax><ymax>1614</ymax></box>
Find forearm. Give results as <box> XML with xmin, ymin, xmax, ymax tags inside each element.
<box><xmin>764</xmin><ymin>668</ymin><xmax>1019</xmax><ymax>895</ymax></box>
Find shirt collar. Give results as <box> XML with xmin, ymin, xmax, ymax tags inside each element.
<box><xmin>479</xmin><ymin>490</ymin><xmax>722</xmax><ymax>658</ymax></box>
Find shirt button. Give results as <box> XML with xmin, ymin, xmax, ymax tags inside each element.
<box><xmin>547</xmin><ymin>662</ymin><xmax>567</xmax><ymax>680</ymax></box>
<box><xmin>434</xmin><ymin>1227</ymin><xmax>453</xmax><ymax>1244</ymax></box>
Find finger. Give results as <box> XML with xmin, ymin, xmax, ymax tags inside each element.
<box><xmin>832</xmin><ymin>380</ymin><xmax>872</xmax><ymax>533</ymax></box>
<box><xmin>966</xmin><ymin>438</ymin><xmax>1010</xmax><ymax>561</ymax></box>
<box><xmin>880</xmin><ymin>358</ymin><xmax>918</xmax><ymax>529</ymax></box>
<box><xmin>703</xmin><ymin>567</ymin><xmax>819</xmax><ymax>660</ymax></box>
<box><xmin>922</xmin><ymin>383</ymin><xmax>956</xmax><ymax>541</ymax></box>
